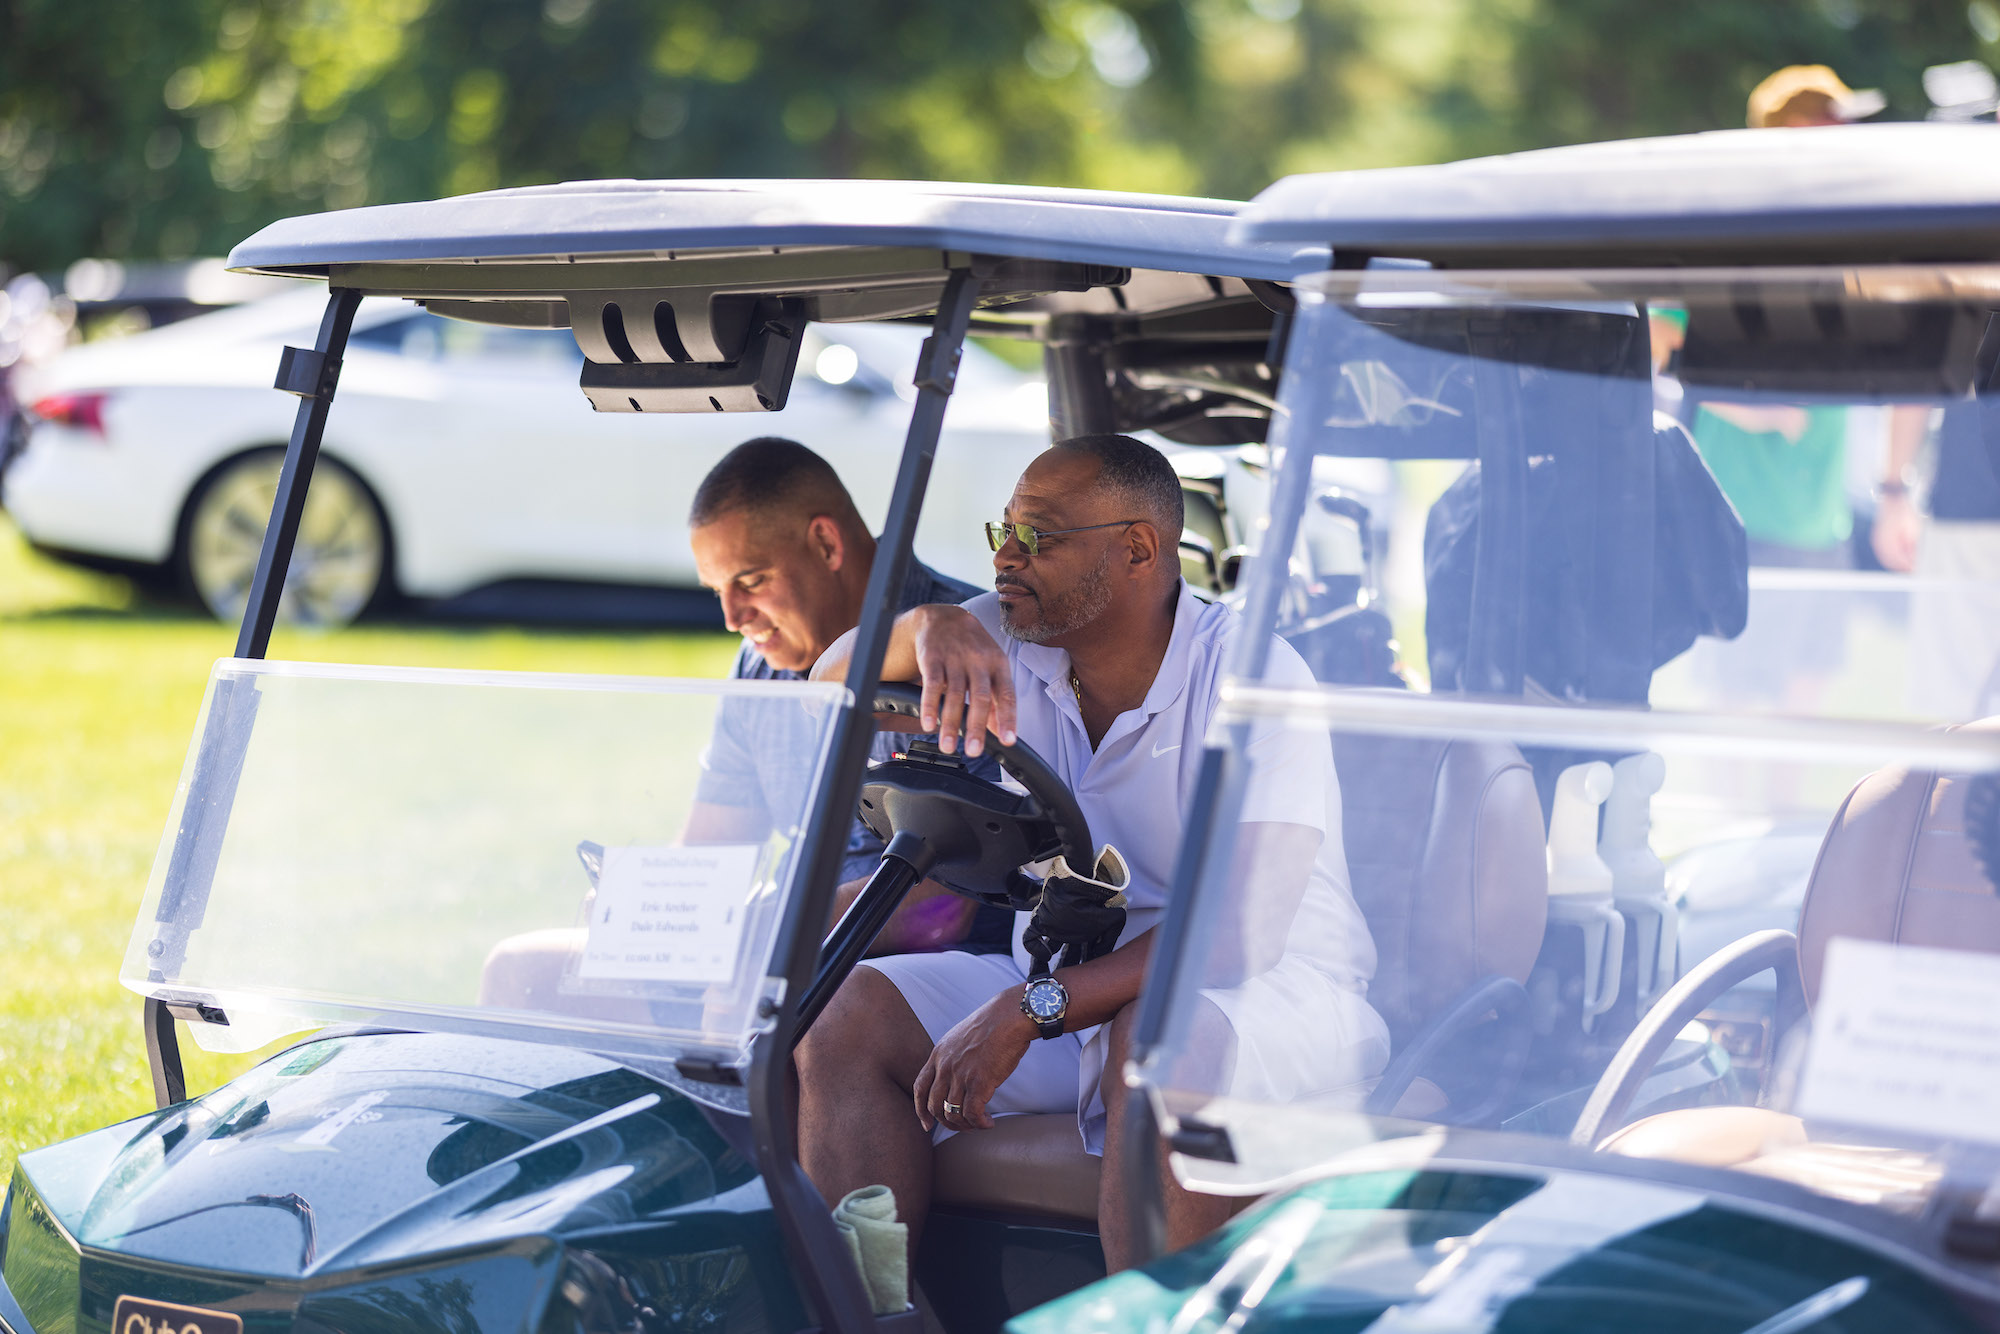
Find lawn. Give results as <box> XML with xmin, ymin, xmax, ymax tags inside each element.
<box><xmin>0</xmin><ymin>516</ymin><xmax>736</xmax><ymax>1183</ymax></box>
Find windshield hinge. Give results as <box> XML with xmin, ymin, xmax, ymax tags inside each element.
<box><xmin>673</xmin><ymin>1054</ymin><xmax>745</xmax><ymax>1085</ymax></box>
<box><xmin>1168</xmin><ymin>1117</ymin><xmax>1237</xmax><ymax>1163</ymax></box>
<box><xmin>164</xmin><ymin>1000</ymin><xmax>229</xmax><ymax>1027</ymax></box>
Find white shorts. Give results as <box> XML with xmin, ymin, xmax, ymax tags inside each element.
<box><xmin>863</xmin><ymin>947</ymin><xmax>1391</xmax><ymax>1157</ymax></box>
<box><xmin>861</xmin><ymin>951</ymin><xmax>1093</xmax><ymax>1150</ymax></box>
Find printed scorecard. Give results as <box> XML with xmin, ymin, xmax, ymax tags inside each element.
<box><xmin>1798</xmin><ymin>938</ymin><xmax>2000</xmax><ymax>1145</ymax></box>
<box><xmin>578</xmin><ymin>844</ymin><xmax>760</xmax><ymax>984</ymax></box>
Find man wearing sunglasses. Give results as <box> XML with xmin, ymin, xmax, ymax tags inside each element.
<box><xmin>799</xmin><ymin>434</ymin><xmax>1383</xmax><ymax>1272</ymax></box>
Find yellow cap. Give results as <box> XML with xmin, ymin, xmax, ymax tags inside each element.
<box><xmin>1747</xmin><ymin>65</ymin><xmax>1886</xmax><ymax>128</ymax></box>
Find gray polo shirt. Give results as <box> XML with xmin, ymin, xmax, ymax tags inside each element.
<box><xmin>695</xmin><ymin>560</ymin><xmax>1012</xmax><ymax>953</ymax></box>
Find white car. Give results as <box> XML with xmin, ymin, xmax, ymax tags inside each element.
<box><xmin>5</xmin><ymin>289</ymin><xmax>1056</xmax><ymax>625</ymax></box>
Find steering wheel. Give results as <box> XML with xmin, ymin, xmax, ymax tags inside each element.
<box><xmin>859</xmin><ymin>682</ymin><xmax>1094</xmax><ymax>909</ymax></box>
<box><xmin>794</xmin><ymin>684</ymin><xmax>1109</xmax><ymax>1039</ymax></box>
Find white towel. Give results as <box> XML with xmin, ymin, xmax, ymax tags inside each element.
<box><xmin>832</xmin><ymin>1184</ymin><xmax>908</xmax><ymax>1315</ymax></box>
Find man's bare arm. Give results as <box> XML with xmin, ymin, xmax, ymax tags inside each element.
<box><xmin>812</xmin><ymin>604</ymin><xmax>1017</xmax><ymax>756</ymax></box>
<box><xmin>1874</xmin><ymin>405</ymin><xmax>1932</xmax><ymax>572</ymax></box>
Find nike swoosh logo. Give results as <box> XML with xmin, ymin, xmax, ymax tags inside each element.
<box><xmin>1152</xmin><ymin>742</ymin><xmax>1180</xmax><ymax>759</ymax></box>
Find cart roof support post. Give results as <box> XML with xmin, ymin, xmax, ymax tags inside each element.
<box><xmin>746</xmin><ymin>268</ymin><xmax>981</xmax><ymax>1334</ymax></box>
<box><xmin>145</xmin><ymin>286</ymin><xmax>362</xmax><ymax>1109</ymax></box>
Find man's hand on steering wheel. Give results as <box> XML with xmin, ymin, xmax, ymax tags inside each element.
<box><xmin>910</xmin><ymin>605</ymin><xmax>1016</xmax><ymax>757</ymax></box>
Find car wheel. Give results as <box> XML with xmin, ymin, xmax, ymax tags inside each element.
<box><xmin>178</xmin><ymin>451</ymin><xmax>389</xmax><ymax>629</ymax></box>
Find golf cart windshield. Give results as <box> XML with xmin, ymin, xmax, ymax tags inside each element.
<box><xmin>126</xmin><ymin>176</ymin><xmax>1323</xmax><ymax>1149</ymax></box>
<box><xmin>124</xmin><ymin>659</ymin><xmax>844</xmax><ymax>1069</ymax></box>
<box><xmin>1141</xmin><ymin>262</ymin><xmax>2000</xmax><ymax>1271</ymax></box>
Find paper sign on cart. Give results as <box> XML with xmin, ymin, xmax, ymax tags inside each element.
<box><xmin>577</xmin><ymin>845</ymin><xmax>760</xmax><ymax>984</ymax></box>
<box><xmin>1796</xmin><ymin>938</ymin><xmax>2000</xmax><ymax>1145</ymax></box>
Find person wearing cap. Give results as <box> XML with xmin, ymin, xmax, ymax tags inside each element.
<box><xmin>1678</xmin><ymin>66</ymin><xmax>1887</xmax><ymax>718</ymax></box>
<box><xmin>1746</xmin><ymin>65</ymin><xmax>1886</xmax><ymax>128</ymax></box>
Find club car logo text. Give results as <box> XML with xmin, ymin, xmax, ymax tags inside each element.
<box><xmin>113</xmin><ymin>1296</ymin><xmax>243</xmax><ymax>1334</ymax></box>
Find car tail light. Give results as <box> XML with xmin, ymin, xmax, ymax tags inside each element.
<box><xmin>29</xmin><ymin>392</ymin><xmax>110</xmax><ymax>435</ymax></box>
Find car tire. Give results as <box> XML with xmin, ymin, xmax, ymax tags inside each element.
<box><xmin>176</xmin><ymin>450</ymin><xmax>391</xmax><ymax>629</ymax></box>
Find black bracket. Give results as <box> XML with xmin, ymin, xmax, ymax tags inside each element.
<box><xmin>673</xmin><ymin>1054</ymin><xmax>745</xmax><ymax>1085</ymax></box>
<box><xmin>913</xmin><ymin>335</ymin><xmax>962</xmax><ymax>396</ymax></box>
<box><xmin>143</xmin><ymin>996</ymin><xmax>188</xmax><ymax>1107</ymax></box>
<box><xmin>165</xmin><ymin>1001</ymin><xmax>230</xmax><ymax>1026</ymax></box>
<box><xmin>1167</xmin><ymin>1117</ymin><xmax>1237</xmax><ymax>1163</ymax></box>
<box><xmin>274</xmin><ymin>345</ymin><xmax>340</xmax><ymax>400</ymax></box>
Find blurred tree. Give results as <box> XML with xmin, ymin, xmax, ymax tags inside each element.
<box><xmin>4</xmin><ymin>0</ymin><xmax>1998</xmax><ymax>273</ymax></box>
<box><xmin>0</xmin><ymin>0</ymin><xmax>232</xmax><ymax>269</ymax></box>
<box><xmin>1</xmin><ymin>0</ymin><xmax>1206</xmax><ymax>272</ymax></box>
<box><xmin>1215</xmin><ymin>0</ymin><xmax>1997</xmax><ymax>181</ymax></box>
<box><xmin>1490</xmin><ymin>0</ymin><xmax>1983</xmax><ymax>146</ymax></box>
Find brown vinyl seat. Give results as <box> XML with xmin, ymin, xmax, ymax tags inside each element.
<box><xmin>931</xmin><ymin>728</ymin><xmax>1549</xmax><ymax>1223</ymax></box>
<box><xmin>934</xmin><ymin>1113</ymin><xmax>1099</xmax><ymax>1223</ymax></box>
<box><xmin>1603</xmin><ymin>717</ymin><xmax>2000</xmax><ymax>1176</ymax></box>
<box><xmin>1332</xmin><ymin>731</ymin><xmax>1549</xmax><ymax>1060</ymax></box>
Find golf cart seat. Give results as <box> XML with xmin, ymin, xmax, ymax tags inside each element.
<box><xmin>1336</xmin><ymin>728</ymin><xmax>1549</xmax><ymax>1121</ymax></box>
<box><xmin>1603</xmin><ymin>717</ymin><xmax>2000</xmax><ymax>1175</ymax></box>
<box><xmin>930</xmin><ymin>729</ymin><xmax>1548</xmax><ymax>1222</ymax></box>
<box><xmin>935</xmin><ymin>1113</ymin><xmax>1100</xmax><ymax>1223</ymax></box>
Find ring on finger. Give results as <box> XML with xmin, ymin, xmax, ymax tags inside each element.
<box><xmin>943</xmin><ymin>1100</ymin><xmax>964</xmax><ymax>1116</ymax></box>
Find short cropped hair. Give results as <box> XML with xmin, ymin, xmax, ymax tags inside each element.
<box><xmin>1055</xmin><ymin>433</ymin><xmax>1184</xmax><ymax>547</ymax></box>
<box><xmin>689</xmin><ymin>437</ymin><xmax>862</xmax><ymax>530</ymax></box>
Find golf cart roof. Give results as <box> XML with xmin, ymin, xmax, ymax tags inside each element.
<box><xmin>227</xmin><ymin>178</ymin><xmax>1326</xmax><ymax>279</ymax></box>
<box><xmin>227</xmin><ymin>178</ymin><xmax>1325</xmax><ymax>321</ymax></box>
<box><xmin>1235</xmin><ymin>123</ymin><xmax>2000</xmax><ymax>267</ymax></box>
<box><xmin>230</xmin><ymin>179</ymin><xmax>1316</xmax><ymax>431</ymax></box>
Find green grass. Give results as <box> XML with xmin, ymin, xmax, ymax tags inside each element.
<box><xmin>0</xmin><ymin>516</ymin><xmax>736</xmax><ymax>1183</ymax></box>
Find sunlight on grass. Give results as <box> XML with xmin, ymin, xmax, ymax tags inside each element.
<box><xmin>0</xmin><ymin>517</ymin><xmax>737</xmax><ymax>1182</ymax></box>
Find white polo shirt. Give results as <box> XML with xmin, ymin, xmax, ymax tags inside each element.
<box><xmin>868</xmin><ymin>584</ymin><xmax>1388</xmax><ymax>1147</ymax></box>
<box><xmin>961</xmin><ymin>583</ymin><xmax>1379</xmax><ymax>1005</ymax></box>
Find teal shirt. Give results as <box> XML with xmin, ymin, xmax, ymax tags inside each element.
<box><xmin>1691</xmin><ymin>404</ymin><xmax>1851</xmax><ymax>551</ymax></box>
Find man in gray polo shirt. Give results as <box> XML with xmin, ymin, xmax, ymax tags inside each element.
<box><xmin>799</xmin><ymin>435</ymin><xmax>1383</xmax><ymax>1271</ymax></box>
<box><xmin>479</xmin><ymin>440</ymin><xmax>1007</xmax><ymax>1011</ymax></box>
<box><xmin>686</xmin><ymin>437</ymin><xmax>1010</xmax><ymax>952</ymax></box>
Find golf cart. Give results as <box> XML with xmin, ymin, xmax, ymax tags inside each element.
<box><xmin>9</xmin><ymin>126</ymin><xmax>2000</xmax><ymax>1334</ymax></box>
<box><xmin>1016</xmin><ymin>124</ymin><xmax>2000</xmax><ymax>1331</ymax></box>
<box><xmin>0</xmin><ymin>181</ymin><xmax>1375</xmax><ymax>1334</ymax></box>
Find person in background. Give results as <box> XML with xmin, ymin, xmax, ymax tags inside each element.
<box><xmin>1746</xmin><ymin>64</ymin><xmax>1886</xmax><ymax>129</ymax></box>
<box><xmin>1677</xmin><ymin>67</ymin><xmax>1887</xmax><ymax>718</ymax></box>
<box><xmin>1872</xmin><ymin>405</ymin><xmax>2000</xmax><ymax>719</ymax></box>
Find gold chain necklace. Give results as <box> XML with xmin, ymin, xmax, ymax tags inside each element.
<box><xmin>1069</xmin><ymin>667</ymin><xmax>1083</xmax><ymax>707</ymax></box>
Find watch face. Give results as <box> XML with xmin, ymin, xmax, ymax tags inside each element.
<box><xmin>1025</xmin><ymin>980</ymin><xmax>1065</xmax><ymax>1019</ymax></box>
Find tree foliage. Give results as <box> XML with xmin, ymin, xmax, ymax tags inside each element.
<box><xmin>2</xmin><ymin>0</ymin><xmax>1996</xmax><ymax>273</ymax></box>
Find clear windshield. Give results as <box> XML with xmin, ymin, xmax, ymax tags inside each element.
<box><xmin>1143</xmin><ymin>267</ymin><xmax>2000</xmax><ymax>1235</ymax></box>
<box><xmin>123</xmin><ymin>659</ymin><xmax>844</xmax><ymax>1067</ymax></box>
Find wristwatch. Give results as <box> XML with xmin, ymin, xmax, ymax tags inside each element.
<box><xmin>1020</xmin><ymin>973</ymin><xmax>1069</xmax><ymax>1039</ymax></box>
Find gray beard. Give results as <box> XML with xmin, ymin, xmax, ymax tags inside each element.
<box><xmin>1000</xmin><ymin>547</ymin><xmax>1116</xmax><ymax>644</ymax></box>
